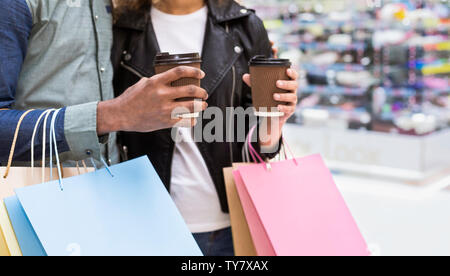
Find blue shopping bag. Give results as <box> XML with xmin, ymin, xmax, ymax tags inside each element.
<box><xmin>13</xmin><ymin>156</ymin><xmax>202</xmax><ymax>256</ymax></box>
<box><xmin>4</xmin><ymin>196</ymin><xmax>46</xmax><ymax>256</ymax></box>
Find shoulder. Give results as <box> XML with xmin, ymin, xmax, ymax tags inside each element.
<box><xmin>227</xmin><ymin>4</ymin><xmax>271</xmax><ymax>56</ymax></box>
<box><xmin>242</xmin><ymin>9</ymin><xmax>267</xmax><ymax>37</ymax></box>
<box><xmin>242</xmin><ymin>8</ymin><xmax>264</xmax><ymax>27</ymax></box>
<box><xmin>214</xmin><ymin>1</ymin><xmax>268</xmax><ymax>41</ymax></box>
<box><xmin>0</xmin><ymin>0</ymin><xmax>32</xmax><ymax>33</ymax></box>
<box><xmin>22</xmin><ymin>0</ymin><xmax>60</xmax><ymax>25</ymax></box>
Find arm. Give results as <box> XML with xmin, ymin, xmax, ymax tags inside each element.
<box><xmin>0</xmin><ymin>0</ymin><xmax>209</xmax><ymax>163</ymax></box>
<box><xmin>242</xmin><ymin>14</ymin><xmax>299</xmax><ymax>157</ymax></box>
<box><xmin>240</xmin><ymin>14</ymin><xmax>283</xmax><ymax>159</ymax></box>
<box><xmin>0</xmin><ymin>0</ymin><xmax>68</xmax><ymax>163</ymax></box>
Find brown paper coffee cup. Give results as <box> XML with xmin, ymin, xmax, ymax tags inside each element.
<box><xmin>249</xmin><ymin>56</ymin><xmax>292</xmax><ymax>117</ymax></box>
<box><xmin>154</xmin><ymin>52</ymin><xmax>203</xmax><ymax>118</ymax></box>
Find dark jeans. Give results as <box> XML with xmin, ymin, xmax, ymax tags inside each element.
<box><xmin>193</xmin><ymin>227</ymin><xmax>234</xmax><ymax>256</ymax></box>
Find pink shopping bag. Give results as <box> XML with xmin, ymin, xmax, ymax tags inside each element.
<box><xmin>233</xmin><ymin>127</ymin><xmax>369</xmax><ymax>256</ymax></box>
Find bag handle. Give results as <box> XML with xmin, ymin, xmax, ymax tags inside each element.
<box><xmin>242</xmin><ymin>124</ymin><xmax>253</xmax><ymax>163</ymax></box>
<box><xmin>31</xmin><ymin>109</ymin><xmax>88</xmax><ymax>183</ymax></box>
<box><xmin>75</xmin><ymin>160</ymin><xmax>89</xmax><ymax>175</ymax></box>
<box><xmin>246</xmin><ymin>124</ymin><xmax>299</xmax><ymax>170</ymax></box>
<box><xmin>31</xmin><ymin>109</ymin><xmax>54</xmax><ymax>182</ymax></box>
<box><xmin>41</xmin><ymin>110</ymin><xmax>53</xmax><ymax>181</ymax></box>
<box><xmin>247</xmin><ymin>125</ymin><xmax>265</xmax><ymax>164</ymax></box>
<box><xmin>3</xmin><ymin>109</ymin><xmax>36</xmax><ymax>179</ymax></box>
<box><xmin>243</xmin><ymin>124</ymin><xmax>290</xmax><ymax>163</ymax></box>
<box><xmin>49</xmin><ymin>109</ymin><xmax>113</xmax><ymax>190</ymax></box>
<box><xmin>48</xmin><ymin>109</ymin><xmax>64</xmax><ymax>190</ymax></box>
<box><xmin>280</xmin><ymin>138</ymin><xmax>298</xmax><ymax>165</ymax></box>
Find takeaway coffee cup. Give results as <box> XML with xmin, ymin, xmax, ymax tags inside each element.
<box><xmin>249</xmin><ymin>56</ymin><xmax>292</xmax><ymax>117</ymax></box>
<box><xmin>154</xmin><ymin>52</ymin><xmax>203</xmax><ymax>118</ymax></box>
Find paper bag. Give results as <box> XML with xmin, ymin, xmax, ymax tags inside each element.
<box><xmin>4</xmin><ymin>196</ymin><xmax>46</xmax><ymax>256</ymax></box>
<box><xmin>223</xmin><ymin>163</ymin><xmax>257</xmax><ymax>256</ymax></box>
<box><xmin>235</xmin><ymin>154</ymin><xmax>370</xmax><ymax>256</ymax></box>
<box><xmin>0</xmin><ymin>109</ymin><xmax>93</xmax><ymax>200</ymax></box>
<box><xmin>14</xmin><ymin>156</ymin><xmax>203</xmax><ymax>256</ymax></box>
<box><xmin>0</xmin><ymin>201</ymin><xmax>22</xmax><ymax>256</ymax></box>
<box><xmin>0</xmin><ymin>222</ymin><xmax>10</xmax><ymax>256</ymax></box>
<box><xmin>232</xmin><ymin>126</ymin><xmax>369</xmax><ymax>256</ymax></box>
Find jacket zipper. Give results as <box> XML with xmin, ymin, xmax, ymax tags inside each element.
<box><xmin>120</xmin><ymin>61</ymin><xmax>145</xmax><ymax>78</ymax></box>
<box><xmin>226</xmin><ymin>24</ymin><xmax>237</xmax><ymax>164</ymax></box>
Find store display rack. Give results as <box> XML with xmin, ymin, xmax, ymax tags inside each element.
<box><xmin>244</xmin><ymin>0</ymin><xmax>450</xmax><ymax>180</ymax></box>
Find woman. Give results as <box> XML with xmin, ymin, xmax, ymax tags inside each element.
<box><xmin>112</xmin><ymin>0</ymin><xmax>299</xmax><ymax>256</ymax></box>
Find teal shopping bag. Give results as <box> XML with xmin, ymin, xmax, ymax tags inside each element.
<box><xmin>4</xmin><ymin>196</ymin><xmax>46</xmax><ymax>256</ymax></box>
<box><xmin>14</xmin><ymin>156</ymin><xmax>202</xmax><ymax>256</ymax></box>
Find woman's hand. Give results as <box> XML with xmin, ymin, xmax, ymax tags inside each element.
<box><xmin>243</xmin><ymin>68</ymin><xmax>299</xmax><ymax>150</ymax></box>
<box><xmin>243</xmin><ymin>68</ymin><xmax>299</xmax><ymax>124</ymax></box>
<box><xmin>272</xmin><ymin>68</ymin><xmax>299</xmax><ymax>124</ymax></box>
<box><xmin>271</xmin><ymin>40</ymin><xmax>279</xmax><ymax>58</ymax></box>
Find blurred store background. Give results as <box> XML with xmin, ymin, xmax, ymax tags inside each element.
<box><xmin>243</xmin><ymin>0</ymin><xmax>450</xmax><ymax>256</ymax></box>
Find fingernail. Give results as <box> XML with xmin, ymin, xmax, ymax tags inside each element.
<box><xmin>274</xmin><ymin>94</ymin><xmax>281</xmax><ymax>100</ymax></box>
<box><xmin>277</xmin><ymin>80</ymin><xmax>284</xmax><ymax>86</ymax></box>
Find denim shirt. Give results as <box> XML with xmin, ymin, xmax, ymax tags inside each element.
<box><xmin>0</xmin><ymin>0</ymin><xmax>119</xmax><ymax>165</ymax></box>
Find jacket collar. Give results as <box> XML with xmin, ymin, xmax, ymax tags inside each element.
<box><xmin>114</xmin><ymin>0</ymin><xmax>252</xmax><ymax>31</ymax></box>
<box><xmin>207</xmin><ymin>0</ymin><xmax>252</xmax><ymax>24</ymax></box>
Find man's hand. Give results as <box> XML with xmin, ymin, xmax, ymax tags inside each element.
<box><xmin>97</xmin><ymin>66</ymin><xmax>208</xmax><ymax>135</ymax></box>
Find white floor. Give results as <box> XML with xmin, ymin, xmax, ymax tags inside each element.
<box><xmin>334</xmin><ymin>173</ymin><xmax>450</xmax><ymax>256</ymax></box>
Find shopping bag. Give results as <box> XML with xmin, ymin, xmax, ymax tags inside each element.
<box><xmin>0</xmin><ymin>200</ymin><xmax>22</xmax><ymax>256</ymax></box>
<box><xmin>233</xmin><ymin>127</ymin><xmax>369</xmax><ymax>256</ymax></box>
<box><xmin>0</xmin><ymin>224</ymin><xmax>9</xmax><ymax>256</ymax></box>
<box><xmin>13</xmin><ymin>156</ymin><xmax>202</xmax><ymax>256</ymax></box>
<box><xmin>223</xmin><ymin>163</ymin><xmax>257</xmax><ymax>256</ymax></box>
<box><xmin>0</xmin><ymin>109</ymin><xmax>93</xmax><ymax>200</ymax></box>
<box><xmin>4</xmin><ymin>196</ymin><xmax>45</xmax><ymax>256</ymax></box>
<box><xmin>0</xmin><ymin>109</ymin><xmax>93</xmax><ymax>256</ymax></box>
<box><xmin>0</xmin><ymin>166</ymin><xmax>92</xmax><ymax>200</ymax></box>
<box><xmin>233</xmin><ymin>169</ymin><xmax>276</xmax><ymax>256</ymax></box>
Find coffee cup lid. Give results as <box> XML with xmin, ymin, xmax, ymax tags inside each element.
<box><xmin>154</xmin><ymin>52</ymin><xmax>202</xmax><ymax>66</ymax></box>
<box><xmin>249</xmin><ymin>55</ymin><xmax>291</xmax><ymax>67</ymax></box>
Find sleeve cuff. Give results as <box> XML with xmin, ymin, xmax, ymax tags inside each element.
<box><xmin>250</xmin><ymin>123</ymin><xmax>282</xmax><ymax>161</ymax></box>
<box><xmin>64</xmin><ymin>102</ymin><xmax>102</xmax><ymax>160</ymax></box>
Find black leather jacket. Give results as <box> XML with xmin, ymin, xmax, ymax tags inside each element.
<box><xmin>111</xmin><ymin>0</ymin><xmax>279</xmax><ymax>213</ymax></box>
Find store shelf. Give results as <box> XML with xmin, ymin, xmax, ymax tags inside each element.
<box><xmin>283</xmin><ymin>124</ymin><xmax>450</xmax><ymax>182</ymax></box>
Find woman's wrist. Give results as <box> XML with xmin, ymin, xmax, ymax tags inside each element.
<box><xmin>258</xmin><ymin>117</ymin><xmax>284</xmax><ymax>149</ymax></box>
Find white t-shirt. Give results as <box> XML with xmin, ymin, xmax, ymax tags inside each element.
<box><xmin>151</xmin><ymin>6</ymin><xmax>231</xmax><ymax>233</ymax></box>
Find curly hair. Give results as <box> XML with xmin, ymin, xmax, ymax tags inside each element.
<box><xmin>113</xmin><ymin>0</ymin><xmax>152</xmax><ymax>12</ymax></box>
<box><xmin>113</xmin><ymin>0</ymin><xmax>231</xmax><ymax>12</ymax></box>
<box><xmin>112</xmin><ymin>0</ymin><xmax>234</xmax><ymax>21</ymax></box>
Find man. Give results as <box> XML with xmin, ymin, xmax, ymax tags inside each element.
<box><xmin>0</xmin><ymin>0</ymin><xmax>207</xmax><ymax>165</ymax></box>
